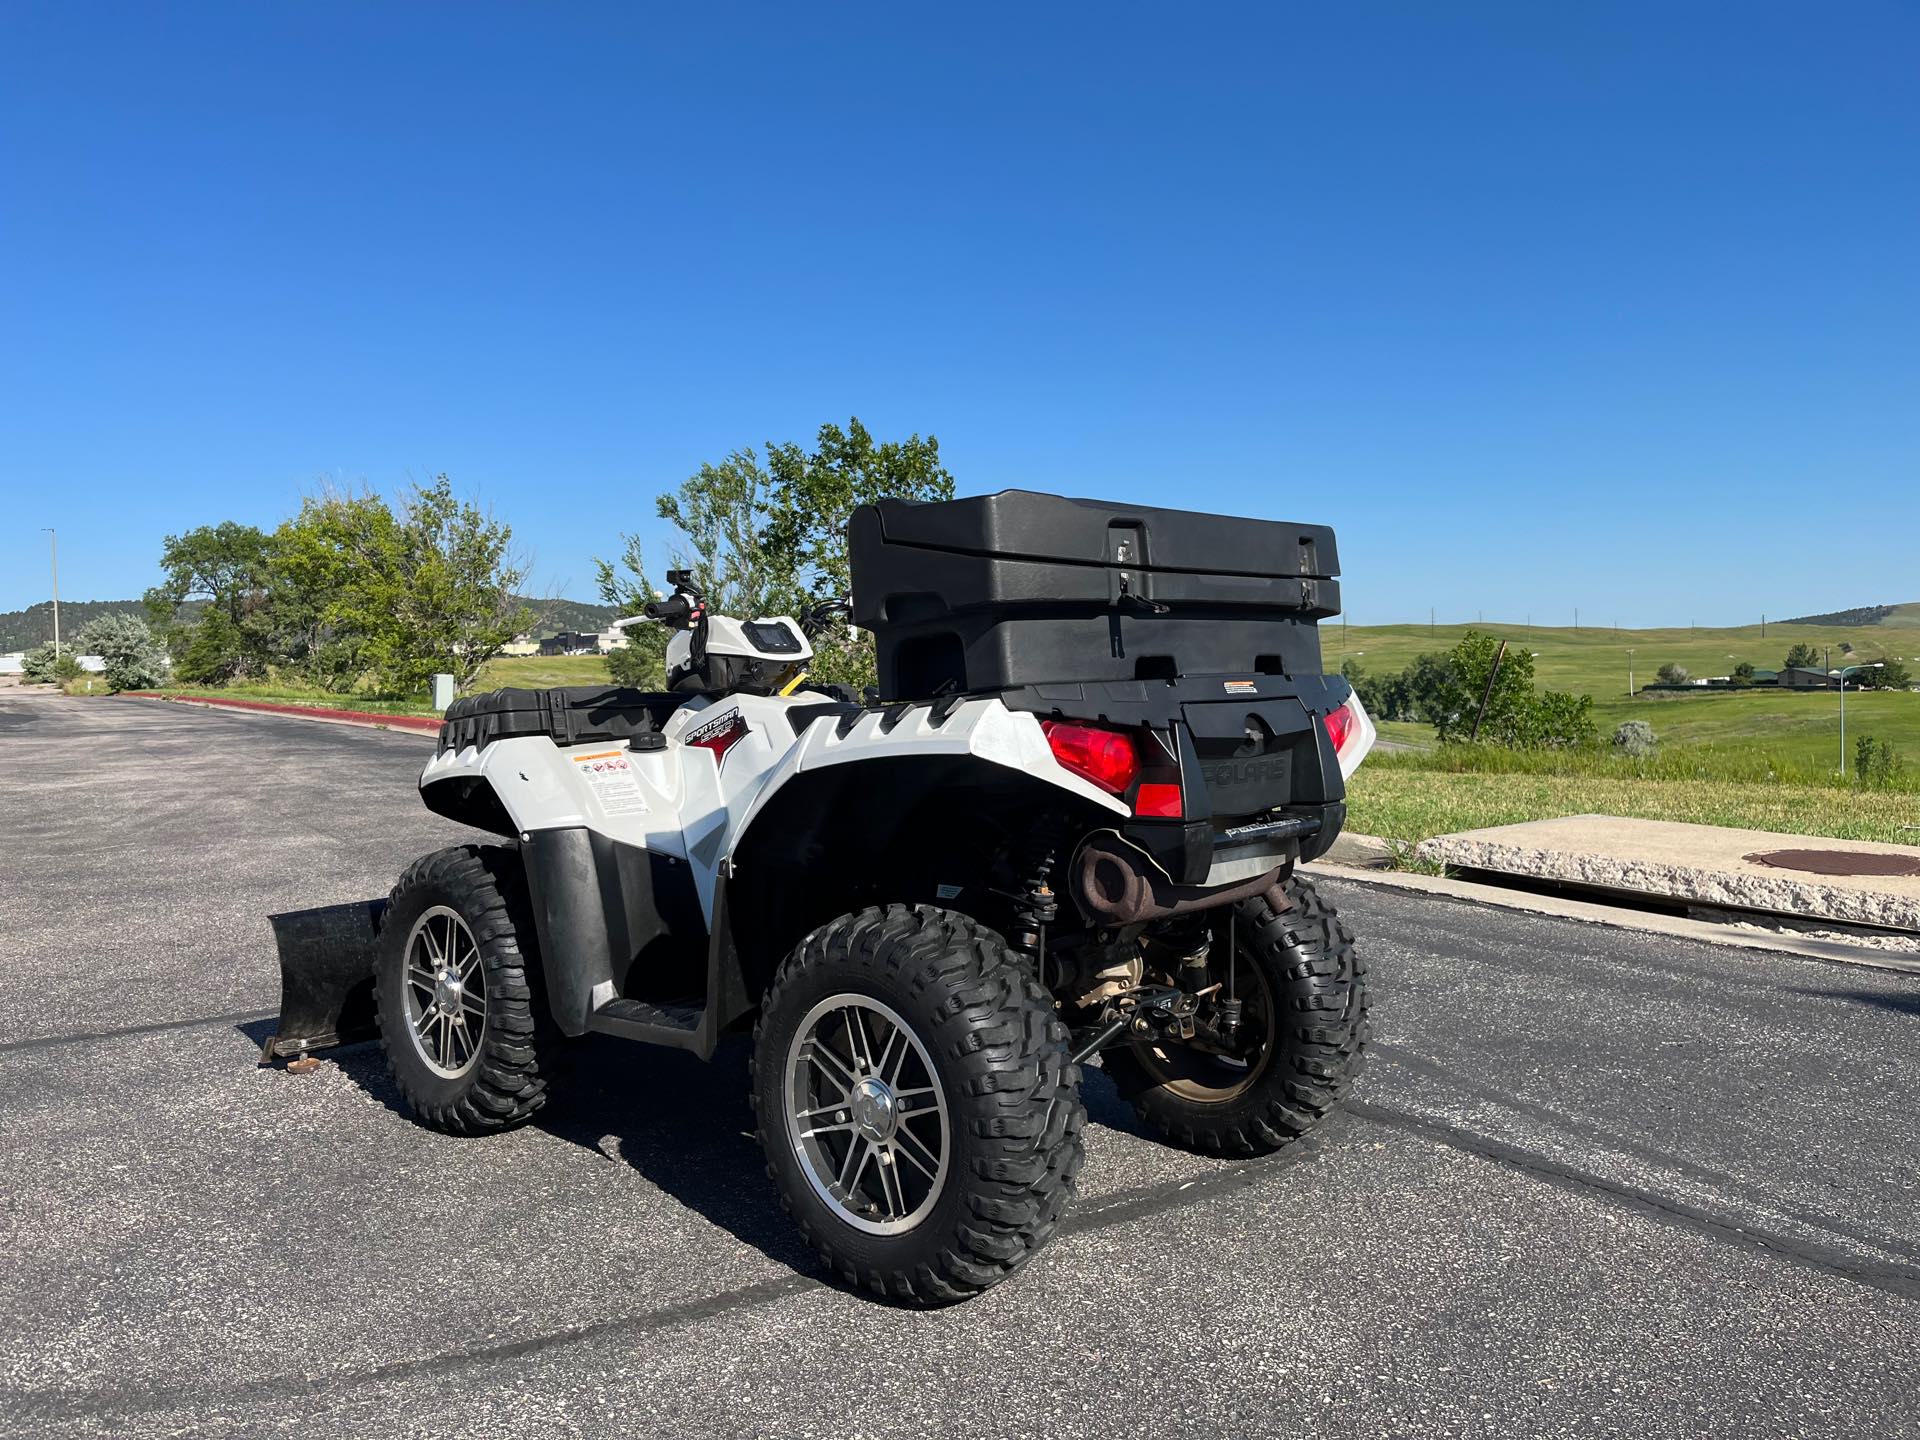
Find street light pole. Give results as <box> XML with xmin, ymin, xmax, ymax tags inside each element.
<box><xmin>42</xmin><ymin>528</ymin><xmax>60</xmax><ymax>658</ymax></box>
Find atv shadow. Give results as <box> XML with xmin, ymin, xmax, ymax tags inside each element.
<box><xmin>294</xmin><ymin>1018</ymin><xmax>1145</xmax><ymax>1285</ymax></box>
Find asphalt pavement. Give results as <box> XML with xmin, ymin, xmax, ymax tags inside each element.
<box><xmin>2</xmin><ymin>693</ymin><xmax>1917</xmax><ymax>1439</ymax></box>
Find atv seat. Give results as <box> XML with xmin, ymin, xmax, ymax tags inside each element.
<box><xmin>438</xmin><ymin>686</ymin><xmax>689</xmax><ymax>754</ymax></box>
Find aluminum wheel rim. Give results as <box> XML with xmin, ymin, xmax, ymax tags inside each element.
<box><xmin>402</xmin><ymin>905</ymin><xmax>487</xmax><ymax>1079</ymax></box>
<box><xmin>784</xmin><ymin>993</ymin><xmax>950</xmax><ymax>1236</ymax></box>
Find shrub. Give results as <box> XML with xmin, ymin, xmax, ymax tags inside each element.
<box><xmin>1656</xmin><ymin>662</ymin><xmax>1690</xmax><ymax>685</ymax></box>
<box><xmin>52</xmin><ymin>652</ymin><xmax>84</xmax><ymax>682</ymax></box>
<box><xmin>606</xmin><ymin>640</ymin><xmax>666</xmax><ymax>690</ymax></box>
<box><xmin>75</xmin><ymin>613</ymin><xmax>169</xmax><ymax>692</ymax></box>
<box><xmin>1855</xmin><ymin>736</ymin><xmax>1903</xmax><ymax>788</ymax></box>
<box><xmin>21</xmin><ymin>643</ymin><xmax>59</xmax><ymax>683</ymax></box>
<box><xmin>1730</xmin><ymin>662</ymin><xmax>1755</xmax><ymax>684</ymax></box>
<box><xmin>1613</xmin><ymin>719</ymin><xmax>1657</xmax><ymax>757</ymax></box>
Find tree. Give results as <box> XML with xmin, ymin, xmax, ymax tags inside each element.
<box><xmin>1425</xmin><ymin>629</ymin><xmax>1597</xmax><ymax>750</ymax></box>
<box><xmin>1783</xmin><ymin>642</ymin><xmax>1820</xmax><ymax>671</ymax></box>
<box><xmin>1731</xmin><ymin>662</ymin><xmax>1755</xmax><ymax>684</ymax></box>
<box><xmin>74</xmin><ymin>614</ymin><xmax>168</xmax><ymax>692</ymax></box>
<box><xmin>277</xmin><ymin>478</ymin><xmax>529</xmax><ymax>694</ymax></box>
<box><xmin>144</xmin><ymin>521</ymin><xmax>277</xmax><ymax>680</ymax></box>
<box><xmin>1855</xmin><ymin>660</ymin><xmax>1910</xmax><ymax>690</ymax></box>
<box><xmin>598</xmin><ymin>418</ymin><xmax>956</xmax><ymax>691</ymax></box>
<box><xmin>1656</xmin><ymin>662</ymin><xmax>1690</xmax><ymax>685</ymax></box>
<box><xmin>1431</xmin><ymin>631</ymin><xmax>1537</xmax><ymax>744</ymax></box>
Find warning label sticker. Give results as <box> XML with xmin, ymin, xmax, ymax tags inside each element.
<box><xmin>570</xmin><ymin>749</ymin><xmax>650</xmax><ymax>816</ymax></box>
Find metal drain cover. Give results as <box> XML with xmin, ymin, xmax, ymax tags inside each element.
<box><xmin>1744</xmin><ymin>848</ymin><xmax>1920</xmax><ymax>878</ymax></box>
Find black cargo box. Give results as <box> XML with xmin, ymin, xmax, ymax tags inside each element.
<box><xmin>437</xmin><ymin>687</ymin><xmax>681</xmax><ymax>754</ymax></box>
<box><xmin>849</xmin><ymin>491</ymin><xmax>1341</xmax><ymax>700</ymax></box>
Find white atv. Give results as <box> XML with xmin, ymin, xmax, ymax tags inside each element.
<box><xmin>288</xmin><ymin>490</ymin><xmax>1375</xmax><ymax>1305</ymax></box>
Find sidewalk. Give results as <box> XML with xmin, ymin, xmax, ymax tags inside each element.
<box><xmin>1415</xmin><ymin>814</ymin><xmax>1920</xmax><ymax>933</ymax></box>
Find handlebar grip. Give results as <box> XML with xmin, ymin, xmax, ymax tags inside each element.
<box><xmin>644</xmin><ymin>594</ymin><xmax>694</xmax><ymax>627</ymax></box>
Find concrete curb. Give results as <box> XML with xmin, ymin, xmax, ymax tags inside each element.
<box><xmin>1303</xmin><ymin>861</ymin><xmax>1920</xmax><ymax>976</ymax></box>
<box><xmin>122</xmin><ymin>692</ymin><xmax>441</xmax><ymax>736</ymax></box>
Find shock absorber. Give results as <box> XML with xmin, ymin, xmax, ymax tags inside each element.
<box><xmin>1010</xmin><ymin>821</ymin><xmax>1062</xmax><ymax>957</ymax></box>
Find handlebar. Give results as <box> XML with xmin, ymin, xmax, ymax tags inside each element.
<box><xmin>643</xmin><ymin>593</ymin><xmax>696</xmax><ymax>629</ymax></box>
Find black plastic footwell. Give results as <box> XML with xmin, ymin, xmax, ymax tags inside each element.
<box><xmin>263</xmin><ymin>899</ymin><xmax>385</xmax><ymax>1061</ymax></box>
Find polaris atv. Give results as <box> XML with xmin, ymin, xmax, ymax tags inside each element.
<box><xmin>275</xmin><ymin>490</ymin><xmax>1375</xmax><ymax>1305</ymax></box>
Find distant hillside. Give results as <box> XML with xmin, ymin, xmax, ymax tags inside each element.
<box><xmin>0</xmin><ymin>599</ymin><xmax>151</xmax><ymax>651</ymax></box>
<box><xmin>1778</xmin><ymin>603</ymin><xmax>1919</xmax><ymax>627</ymax></box>
<box><xmin>0</xmin><ymin>595</ymin><xmax>616</xmax><ymax>650</ymax></box>
<box><xmin>514</xmin><ymin>596</ymin><xmax>618</xmax><ymax>638</ymax></box>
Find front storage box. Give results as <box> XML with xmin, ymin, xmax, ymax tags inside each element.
<box><xmin>849</xmin><ymin>491</ymin><xmax>1341</xmax><ymax>700</ymax></box>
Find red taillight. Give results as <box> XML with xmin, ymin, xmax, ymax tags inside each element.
<box><xmin>1323</xmin><ymin>701</ymin><xmax>1355</xmax><ymax>753</ymax></box>
<box><xmin>1041</xmin><ymin>720</ymin><xmax>1140</xmax><ymax>795</ymax></box>
<box><xmin>1133</xmin><ymin>782</ymin><xmax>1183</xmax><ymax>818</ymax></box>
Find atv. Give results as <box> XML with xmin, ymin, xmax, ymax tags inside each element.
<box><xmin>273</xmin><ymin>489</ymin><xmax>1375</xmax><ymax>1305</ymax></box>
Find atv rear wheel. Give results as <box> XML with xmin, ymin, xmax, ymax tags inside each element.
<box><xmin>1104</xmin><ymin>873</ymin><xmax>1367</xmax><ymax>1156</ymax></box>
<box><xmin>374</xmin><ymin>844</ymin><xmax>559</xmax><ymax>1134</ymax></box>
<box><xmin>752</xmin><ymin>905</ymin><xmax>1085</xmax><ymax>1305</ymax></box>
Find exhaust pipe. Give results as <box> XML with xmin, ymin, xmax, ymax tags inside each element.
<box><xmin>1070</xmin><ymin>832</ymin><xmax>1287</xmax><ymax>926</ymax></box>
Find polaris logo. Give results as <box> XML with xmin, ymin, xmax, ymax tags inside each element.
<box><xmin>1201</xmin><ymin>757</ymin><xmax>1289</xmax><ymax>787</ymax></box>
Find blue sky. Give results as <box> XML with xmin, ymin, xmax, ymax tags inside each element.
<box><xmin>2</xmin><ymin>3</ymin><xmax>1915</xmax><ymax>625</ymax></box>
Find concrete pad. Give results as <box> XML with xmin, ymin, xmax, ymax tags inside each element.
<box><xmin>1415</xmin><ymin>815</ymin><xmax>1920</xmax><ymax>933</ymax></box>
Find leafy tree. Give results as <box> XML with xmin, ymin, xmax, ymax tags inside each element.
<box><xmin>277</xmin><ymin>478</ymin><xmax>528</xmax><ymax>694</ymax></box>
<box><xmin>74</xmin><ymin>614</ymin><xmax>168</xmax><ymax>691</ymax></box>
<box><xmin>1854</xmin><ymin>660</ymin><xmax>1911</xmax><ymax>690</ymax></box>
<box><xmin>144</xmin><ymin>521</ymin><xmax>277</xmax><ymax>679</ymax></box>
<box><xmin>1656</xmin><ymin>662</ymin><xmax>1690</xmax><ymax>685</ymax></box>
<box><xmin>1783</xmin><ymin>642</ymin><xmax>1820</xmax><ymax>670</ymax></box>
<box><xmin>598</xmin><ymin>418</ymin><xmax>956</xmax><ymax>691</ymax></box>
<box><xmin>1426</xmin><ymin>629</ymin><xmax>1596</xmax><ymax>750</ymax></box>
<box><xmin>1731</xmin><ymin>662</ymin><xmax>1755</xmax><ymax>684</ymax></box>
<box><xmin>1431</xmin><ymin>631</ymin><xmax>1537</xmax><ymax>744</ymax></box>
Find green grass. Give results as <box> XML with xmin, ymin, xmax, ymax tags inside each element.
<box><xmin>1335</xmin><ymin>616</ymin><xmax>1920</xmax><ymax>854</ymax></box>
<box><xmin>473</xmin><ymin>654</ymin><xmax>613</xmax><ymax>689</ymax></box>
<box><xmin>1347</xmin><ymin>757</ymin><xmax>1920</xmax><ymax>857</ymax></box>
<box><xmin>133</xmin><ymin>655</ymin><xmax>614</xmax><ymax>717</ymax></box>
<box><xmin>1328</xmin><ymin>613</ymin><xmax>1920</xmax><ymax>699</ymax></box>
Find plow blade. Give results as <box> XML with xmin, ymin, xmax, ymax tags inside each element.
<box><xmin>262</xmin><ymin>899</ymin><xmax>386</xmax><ymax>1061</ymax></box>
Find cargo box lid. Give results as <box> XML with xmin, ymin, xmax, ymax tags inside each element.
<box><xmin>862</xmin><ymin>490</ymin><xmax>1338</xmax><ymax>581</ymax></box>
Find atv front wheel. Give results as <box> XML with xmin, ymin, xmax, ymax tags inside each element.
<box><xmin>751</xmin><ymin>905</ymin><xmax>1085</xmax><ymax>1305</ymax></box>
<box><xmin>1104</xmin><ymin>872</ymin><xmax>1368</xmax><ymax>1156</ymax></box>
<box><xmin>374</xmin><ymin>844</ymin><xmax>560</xmax><ymax>1134</ymax></box>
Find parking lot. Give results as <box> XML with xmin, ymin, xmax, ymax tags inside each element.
<box><xmin>3</xmin><ymin>693</ymin><xmax>1918</xmax><ymax>1438</ymax></box>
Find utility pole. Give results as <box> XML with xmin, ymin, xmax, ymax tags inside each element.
<box><xmin>1430</xmin><ymin>606</ymin><xmax>1435</xmax><ymax>634</ymax></box>
<box><xmin>42</xmin><ymin>528</ymin><xmax>60</xmax><ymax>657</ymax></box>
<box><xmin>1574</xmin><ymin>607</ymin><xmax>1580</xmax><ymax>634</ymax></box>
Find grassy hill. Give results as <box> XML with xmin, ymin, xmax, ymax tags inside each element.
<box><xmin>1334</xmin><ymin>615</ymin><xmax>1920</xmax><ymax>778</ymax></box>
<box><xmin>1329</xmin><ymin>614</ymin><xmax>1919</xmax><ymax>699</ymax></box>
